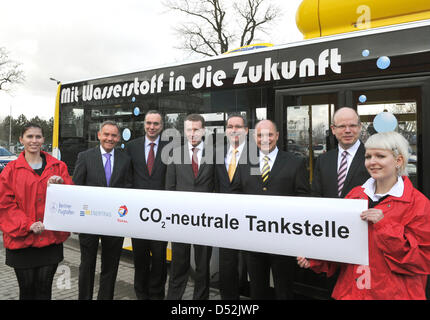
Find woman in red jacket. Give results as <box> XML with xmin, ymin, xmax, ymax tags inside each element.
<box><xmin>298</xmin><ymin>131</ymin><xmax>430</xmax><ymax>299</ymax></box>
<box><xmin>0</xmin><ymin>123</ymin><xmax>73</xmax><ymax>300</ymax></box>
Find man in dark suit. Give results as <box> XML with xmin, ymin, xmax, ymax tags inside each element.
<box><xmin>233</xmin><ymin>119</ymin><xmax>310</xmax><ymax>299</ymax></box>
<box><xmin>73</xmin><ymin>120</ymin><xmax>132</xmax><ymax>300</ymax></box>
<box><xmin>165</xmin><ymin>113</ymin><xmax>214</xmax><ymax>300</ymax></box>
<box><xmin>214</xmin><ymin>113</ymin><xmax>249</xmax><ymax>299</ymax></box>
<box><xmin>312</xmin><ymin>107</ymin><xmax>370</xmax><ymax>198</ymax></box>
<box><xmin>125</xmin><ymin>110</ymin><xmax>168</xmax><ymax>300</ymax></box>
<box><xmin>311</xmin><ymin>107</ymin><xmax>370</xmax><ymax>298</ymax></box>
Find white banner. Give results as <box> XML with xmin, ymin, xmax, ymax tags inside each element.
<box><xmin>44</xmin><ymin>184</ymin><xmax>369</xmax><ymax>265</ymax></box>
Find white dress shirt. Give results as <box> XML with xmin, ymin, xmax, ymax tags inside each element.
<box><xmin>100</xmin><ymin>145</ymin><xmax>114</xmax><ymax>174</ymax></box>
<box><xmin>259</xmin><ymin>147</ymin><xmax>279</xmax><ymax>173</ymax></box>
<box><xmin>225</xmin><ymin>142</ymin><xmax>246</xmax><ymax>171</ymax></box>
<box><xmin>362</xmin><ymin>176</ymin><xmax>404</xmax><ymax>202</ymax></box>
<box><xmin>337</xmin><ymin>140</ymin><xmax>361</xmax><ymax>174</ymax></box>
<box><xmin>145</xmin><ymin>135</ymin><xmax>160</xmax><ymax>162</ymax></box>
<box><xmin>187</xmin><ymin>141</ymin><xmax>204</xmax><ymax>168</ymax></box>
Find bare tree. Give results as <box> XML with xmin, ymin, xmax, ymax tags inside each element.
<box><xmin>163</xmin><ymin>0</ymin><xmax>280</xmax><ymax>57</ymax></box>
<box><xmin>0</xmin><ymin>47</ymin><xmax>25</xmax><ymax>92</ymax></box>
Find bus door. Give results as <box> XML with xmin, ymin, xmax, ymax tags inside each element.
<box><xmin>353</xmin><ymin>86</ymin><xmax>420</xmax><ymax>189</ymax></box>
<box><xmin>275</xmin><ymin>79</ymin><xmax>427</xmax><ymax>299</ymax></box>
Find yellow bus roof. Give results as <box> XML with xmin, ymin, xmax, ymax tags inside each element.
<box><xmin>296</xmin><ymin>0</ymin><xmax>430</xmax><ymax>39</ymax></box>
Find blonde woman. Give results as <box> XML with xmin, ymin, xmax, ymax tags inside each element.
<box><xmin>298</xmin><ymin>131</ymin><xmax>430</xmax><ymax>299</ymax></box>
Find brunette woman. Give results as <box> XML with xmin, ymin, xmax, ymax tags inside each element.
<box><xmin>0</xmin><ymin>123</ymin><xmax>73</xmax><ymax>300</ymax></box>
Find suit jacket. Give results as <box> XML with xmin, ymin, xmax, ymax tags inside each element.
<box><xmin>125</xmin><ymin>137</ymin><xmax>168</xmax><ymax>190</ymax></box>
<box><xmin>311</xmin><ymin>141</ymin><xmax>370</xmax><ymax>198</ymax></box>
<box><xmin>165</xmin><ymin>144</ymin><xmax>214</xmax><ymax>192</ymax></box>
<box><xmin>214</xmin><ymin>143</ymin><xmax>248</xmax><ymax>194</ymax></box>
<box><xmin>232</xmin><ymin>150</ymin><xmax>310</xmax><ymax>197</ymax></box>
<box><xmin>72</xmin><ymin>146</ymin><xmax>132</xmax><ymax>188</ymax></box>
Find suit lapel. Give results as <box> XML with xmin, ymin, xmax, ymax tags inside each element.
<box><xmin>151</xmin><ymin>139</ymin><xmax>166</xmax><ymax>176</ymax></box>
<box><xmin>183</xmin><ymin>145</ymin><xmax>195</xmax><ymax>178</ymax></box>
<box><xmin>110</xmin><ymin>148</ymin><xmax>123</xmax><ymax>186</ymax></box>
<box><xmin>196</xmin><ymin>144</ymin><xmax>210</xmax><ymax>179</ymax></box>
<box><xmin>328</xmin><ymin>149</ymin><xmax>339</xmax><ymax>192</ymax></box>
<box><xmin>265</xmin><ymin>151</ymin><xmax>284</xmax><ymax>185</ymax></box>
<box><xmin>95</xmin><ymin>147</ymin><xmax>108</xmax><ymax>187</ymax></box>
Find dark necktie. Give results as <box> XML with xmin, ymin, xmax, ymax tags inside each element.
<box><xmin>192</xmin><ymin>147</ymin><xmax>199</xmax><ymax>178</ymax></box>
<box><xmin>337</xmin><ymin>151</ymin><xmax>348</xmax><ymax>197</ymax></box>
<box><xmin>103</xmin><ymin>153</ymin><xmax>112</xmax><ymax>187</ymax></box>
<box><xmin>147</xmin><ymin>142</ymin><xmax>155</xmax><ymax>175</ymax></box>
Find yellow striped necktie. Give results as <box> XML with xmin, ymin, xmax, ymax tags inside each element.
<box><xmin>227</xmin><ymin>149</ymin><xmax>238</xmax><ymax>182</ymax></box>
<box><xmin>261</xmin><ymin>156</ymin><xmax>270</xmax><ymax>183</ymax></box>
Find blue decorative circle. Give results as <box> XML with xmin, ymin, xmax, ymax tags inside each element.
<box><xmin>377</xmin><ymin>56</ymin><xmax>391</xmax><ymax>70</ymax></box>
<box><xmin>121</xmin><ymin>143</ymin><xmax>125</xmax><ymax>149</ymax></box>
<box><xmin>132</xmin><ymin>97</ymin><xmax>136</xmax><ymax>103</ymax></box>
<box><xmin>362</xmin><ymin>49</ymin><xmax>370</xmax><ymax>57</ymax></box>
<box><xmin>122</xmin><ymin>128</ymin><xmax>131</xmax><ymax>141</ymax></box>
<box><xmin>359</xmin><ymin>95</ymin><xmax>367</xmax><ymax>103</ymax></box>
<box><xmin>133</xmin><ymin>107</ymin><xmax>140</xmax><ymax>116</ymax></box>
<box><xmin>373</xmin><ymin>112</ymin><xmax>398</xmax><ymax>133</ymax></box>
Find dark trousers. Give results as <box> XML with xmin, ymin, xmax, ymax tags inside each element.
<box><xmin>219</xmin><ymin>248</ymin><xmax>240</xmax><ymax>300</ymax></box>
<box><xmin>14</xmin><ymin>264</ymin><xmax>58</xmax><ymax>300</ymax></box>
<box><xmin>166</xmin><ymin>243</ymin><xmax>212</xmax><ymax>300</ymax></box>
<box><xmin>131</xmin><ymin>238</ymin><xmax>167</xmax><ymax>300</ymax></box>
<box><xmin>78</xmin><ymin>233</ymin><xmax>124</xmax><ymax>300</ymax></box>
<box><xmin>246</xmin><ymin>251</ymin><xmax>295</xmax><ymax>300</ymax></box>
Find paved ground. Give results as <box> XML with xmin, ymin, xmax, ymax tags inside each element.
<box><xmin>0</xmin><ymin>234</ymin><xmax>221</xmax><ymax>300</ymax></box>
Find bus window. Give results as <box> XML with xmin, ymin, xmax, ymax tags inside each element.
<box><xmin>282</xmin><ymin>93</ymin><xmax>336</xmax><ymax>183</ymax></box>
<box><xmin>356</xmin><ymin>87</ymin><xmax>419</xmax><ymax>188</ymax></box>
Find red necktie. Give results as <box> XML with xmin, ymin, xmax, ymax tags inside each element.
<box><xmin>147</xmin><ymin>142</ymin><xmax>155</xmax><ymax>175</ymax></box>
<box><xmin>192</xmin><ymin>147</ymin><xmax>199</xmax><ymax>178</ymax></box>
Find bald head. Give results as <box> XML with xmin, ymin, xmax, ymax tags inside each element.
<box><xmin>254</xmin><ymin>120</ymin><xmax>279</xmax><ymax>154</ymax></box>
<box><xmin>331</xmin><ymin>107</ymin><xmax>362</xmax><ymax>149</ymax></box>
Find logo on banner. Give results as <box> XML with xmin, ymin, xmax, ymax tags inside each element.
<box><xmin>51</xmin><ymin>202</ymin><xmax>74</xmax><ymax>216</ymax></box>
<box><xmin>117</xmin><ymin>205</ymin><xmax>129</xmax><ymax>224</ymax></box>
<box><xmin>50</xmin><ymin>202</ymin><xmax>59</xmax><ymax>214</ymax></box>
<box><xmin>79</xmin><ymin>204</ymin><xmax>111</xmax><ymax>218</ymax></box>
<box><xmin>118</xmin><ymin>205</ymin><xmax>128</xmax><ymax>217</ymax></box>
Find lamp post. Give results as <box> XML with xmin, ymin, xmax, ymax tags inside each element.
<box><xmin>49</xmin><ymin>77</ymin><xmax>61</xmax><ymax>85</ymax></box>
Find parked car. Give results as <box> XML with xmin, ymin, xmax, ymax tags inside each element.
<box><xmin>0</xmin><ymin>147</ymin><xmax>18</xmax><ymax>173</ymax></box>
<box><xmin>312</xmin><ymin>144</ymin><xmax>327</xmax><ymax>157</ymax></box>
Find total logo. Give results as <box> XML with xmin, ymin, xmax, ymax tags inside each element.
<box><xmin>118</xmin><ymin>205</ymin><xmax>128</xmax><ymax>217</ymax></box>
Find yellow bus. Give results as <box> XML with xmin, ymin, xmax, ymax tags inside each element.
<box><xmin>52</xmin><ymin>0</ymin><xmax>430</xmax><ymax>298</ymax></box>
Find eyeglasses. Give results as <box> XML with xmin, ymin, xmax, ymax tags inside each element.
<box><xmin>332</xmin><ymin>124</ymin><xmax>360</xmax><ymax>130</ymax></box>
<box><xmin>226</xmin><ymin>125</ymin><xmax>245</xmax><ymax>130</ymax></box>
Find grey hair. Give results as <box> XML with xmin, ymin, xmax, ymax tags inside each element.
<box><xmin>365</xmin><ymin>131</ymin><xmax>410</xmax><ymax>176</ymax></box>
<box><xmin>99</xmin><ymin>120</ymin><xmax>120</xmax><ymax>132</ymax></box>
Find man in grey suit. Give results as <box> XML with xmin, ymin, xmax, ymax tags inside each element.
<box><xmin>73</xmin><ymin>121</ymin><xmax>132</xmax><ymax>300</ymax></box>
<box><xmin>165</xmin><ymin>113</ymin><xmax>214</xmax><ymax>300</ymax></box>
<box><xmin>125</xmin><ymin>110</ymin><xmax>168</xmax><ymax>300</ymax></box>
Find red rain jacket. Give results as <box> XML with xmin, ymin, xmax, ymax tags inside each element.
<box><xmin>310</xmin><ymin>176</ymin><xmax>430</xmax><ymax>300</ymax></box>
<box><xmin>0</xmin><ymin>151</ymin><xmax>72</xmax><ymax>250</ymax></box>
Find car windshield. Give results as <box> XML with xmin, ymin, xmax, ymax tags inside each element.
<box><xmin>313</xmin><ymin>145</ymin><xmax>324</xmax><ymax>150</ymax></box>
<box><xmin>0</xmin><ymin>147</ymin><xmax>13</xmax><ymax>156</ymax></box>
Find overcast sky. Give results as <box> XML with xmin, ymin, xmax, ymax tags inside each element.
<box><xmin>0</xmin><ymin>0</ymin><xmax>303</xmax><ymax>121</ymax></box>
